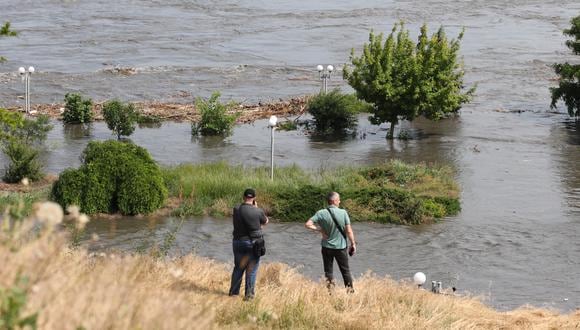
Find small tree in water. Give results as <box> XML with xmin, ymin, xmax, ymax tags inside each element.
<box><xmin>551</xmin><ymin>15</ymin><xmax>580</xmax><ymax>119</ymax></box>
<box><xmin>191</xmin><ymin>92</ymin><xmax>239</xmax><ymax>136</ymax></box>
<box><xmin>307</xmin><ymin>89</ymin><xmax>370</xmax><ymax>135</ymax></box>
<box><xmin>343</xmin><ymin>22</ymin><xmax>474</xmax><ymax>139</ymax></box>
<box><xmin>102</xmin><ymin>99</ymin><xmax>138</xmax><ymax>140</ymax></box>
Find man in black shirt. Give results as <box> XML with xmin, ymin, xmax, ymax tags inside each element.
<box><xmin>228</xmin><ymin>188</ymin><xmax>269</xmax><ymax>299</ymax></box>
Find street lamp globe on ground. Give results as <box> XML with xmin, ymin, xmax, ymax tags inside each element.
<box><xmin>413</xmin><ymin>272</ymin><xmax>426</xmax><ymax>289</ymax></box>
<box><xmin>269</xmin><ymin>115</ymin><xmax>277</xmax><ymax>180</ymax></box>
<box><xmin>18</xmin><ymin>66</ymin><xmax>35</xmax><ymax>114</ymax></box>
<box><xmin>317</xmin><ymin>64</ymin><xmax>334</xmax><ymax>94</ymax></box>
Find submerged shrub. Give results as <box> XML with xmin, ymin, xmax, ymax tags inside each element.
<box><xmin>62</xmin><ymin>93</ymin><xmax>93</xmax><ymax>124</ymax></box>
<box><xmin>102</xmin><ymin>99</ymin><xmax>138</xmax><ymax>140</ymax></box>
<box><xmin>307</xmin><ymin>89</ymin><xmax>369</xmax><ymax>134</ymax></box>
<box><xmin>192</xmin><ymin>92</ymin><xmax>239</xmax><ymax>136</ymax></box>
<box><xmin>52</xmin><ymin>140</ymin><xmax>167</xmax><ymax>215</ymax></box>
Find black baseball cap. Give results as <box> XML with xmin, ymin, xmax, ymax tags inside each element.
<box><xmin>243</xmin><ymin>188</ymin><xmax>256</xmax><ymax>198</ymax></box>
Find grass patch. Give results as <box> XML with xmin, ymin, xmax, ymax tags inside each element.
<box><xmin>0</xmin><ymin>188</ymin><xmax>50</xmax><ymax>219</ymax></box>
<box><xmin>162</xmin><ymin>160</ymin><xmax>460</xmax><ymax>225</ymax></box>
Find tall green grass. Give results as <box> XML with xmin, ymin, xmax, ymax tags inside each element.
<box><xmin>162</xmin><ymin>160</ymin><xmax>460</xmax><ymax>225</ymax></box>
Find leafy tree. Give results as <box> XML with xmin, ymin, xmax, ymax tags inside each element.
<box><xmin>102</xmin><ymin>99</ymin><xmax>138</xmax><ymax>140</ymax></box>
<box><xmin>191</xmin><ymin>92</ymin><xmax>239</xmax><ymax>136</ymax></box>
<box><xmin>62</xmin><ymin>93</ymin><xmax>93</xmax><ymax>124</ymax></box>
<box><xmin>551</xmin><ymin>16</ymin><xmax>580</xmax><ymax>118</ymax></box>
<box><xmin>344</xmin><ymin>22</ymin><xmax>474</xmax><ymax>139</ymax></box>
<box><xmin>307</xmin><ymin>89</ymin><xmax>370</xmax><ymax>134</ymax></box>
<box><xmin>0</xmin><ymin>109</ymin><xmax>53</xmax><ymax>183</ymax></box>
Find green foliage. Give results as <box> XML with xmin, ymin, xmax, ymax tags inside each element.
<box><xmin>51</xmin><ymin>141</ymin><xmax>167</xmax><ymax>215</ymax></box>
<box><xmin>0</xmin><ymin>276</ymin><xmax>38</xmax><ymax>330</ymax></box>
<box><xmin>344</xmin><ymin>23</ymin><xmax>474</xmax><ymax>139</ymax></box>
<box><xmin>307</xmin><ymin>89</ymin><xmax>367</xmax><ymax>134</ymax></box>
<box><xmin>192</xmin><ymin>92</ymin><xmax>239</xmax><ymax>136</ymax></box>
<box><xmin>271</xmin><ymin>185</ymin><xmax>328</xmax><ymax>221</ymax></box>
<box><xmin>2</xmin><ymin>140</ymin><xmax>42</xmax><ymax>183</ymax></box>
<box><xmin>550</xmin><ymin>16</ymin><xmax>580</xmax><ymax>118</ymax></box>
<box><xmin>0</xmin><ymin>109</ymin><xmax>24</xmax><ymax>141</ymax></box>
<box><xmin>0</xmin><ymin>189</ymin><xmax>49</xmax><ymax>220</ymax></box>
<box><xmin>0</xmin><ymin>110</ymin><xmax>52</xmax><ymax>183</ymax></box>
<box><xmin>62</xmin><ymin>93</ymin><xmax>93</xmax><ymax>124</ymax></box>
<box><xmin>0</xmin><ymin>22</ymin><xmax>17</xmax><ymax>37</ymax></box>
<box><xmin>0</xmin><ymin>22</ymin><xmax>17</xmax><ymax>63</ymax></box>
<box><xmin>163</xmin><ymin>160</ymin><xmax>460</xmax><ymax>225</ymax></box>
<box><xmin>136</xmin><ymin>113</ymin><xmax>162</xmax><ymax>127</ymax></box>
<box><xmin>276</xmin><ymin>120</ymin><xmax>298</xmax><ymax>131</ymax></box>
<box><xmin>13</xmin><ymin>115</ymin><xmax>52</xmax><ymax>145</ymax></box>
<box><xmin>102</xmin><ymin>99</ymin><xmax>138</xmax><ymax>140</ymax></box>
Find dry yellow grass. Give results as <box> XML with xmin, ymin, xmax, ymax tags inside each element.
<box><xmin>2</xmin><ymin>203</ymin><xmax>580</xmax><ymax>329</ymax></box>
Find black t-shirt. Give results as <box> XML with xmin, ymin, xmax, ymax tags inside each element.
<box><xmin>232</xmin><ymin>203</ymin><xmax>267</xmax><ymax>240</ymax></box>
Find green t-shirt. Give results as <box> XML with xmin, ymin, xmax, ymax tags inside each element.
<box><xmin>311</xmin><ymin>205</ymin><xmax>351</xmax><ymax>249</ymax></box>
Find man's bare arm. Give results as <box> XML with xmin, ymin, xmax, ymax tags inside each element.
<box><xmin>345</xmin><ymin>224</ymin><xmax>356</xmax><ymax>252</ymax></box>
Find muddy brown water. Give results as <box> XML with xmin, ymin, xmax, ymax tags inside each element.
<box><xmin>1</xmin><ymin>0</ymin><xmax>580</xmax><ymax>311</ymax></box>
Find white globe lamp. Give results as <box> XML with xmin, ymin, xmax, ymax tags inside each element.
<box><xmin>413</xmin><ymin>272</ymin><xmax>426</xmax><ymax>288</ymax></box>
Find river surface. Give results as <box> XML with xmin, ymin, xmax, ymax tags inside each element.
<box><xmin>1</xmin><ymin>0</ymin><xmax>580</xmax><ymax>312</ymax></box>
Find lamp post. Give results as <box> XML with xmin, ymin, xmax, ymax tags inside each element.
<box><xmin>268</xmin><ymin>115</ymin><xmax>277</xmax><ymax>180</ymax></box>
<box><xmin>18</xmin><ymin>66</ymin><xmax>34</xmax><ymax>114</ymax></box>
<box><xmin>317</xmin><ymin>64</ymin><xmax>334</xmax><ymax>94</ymax></box>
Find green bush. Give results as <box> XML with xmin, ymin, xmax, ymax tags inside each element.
<box><xmin>52</xmin><ymin>140</ymin><xmax>167</xmax><ymax>215</ymax></box>
<box><xmin>62</xmin><ymin>93</ymin><xmax>93</xmax><ymax>124</ymax></box>
<box><xmin>192</xmin><ymin>92</ymin><xmax>239</xmax><ymax>136</ymax></box>
<box><xmin>2</xmin><ymin>140</ymin><xmax>42</xmax><ymax>183</ymax></box>
<box><xmin>102</xmin><ymin>99</ymin><xmax>138</xmax><ymax>140</ymax></box>
<box><xmin>1</xmin><ymin>112</ymin><xmax>52</xmax><ymax>183</ymax></box>
<box><xmin>307</xmin><ymin>89</ymin><xmax>368</xmax><ymax>134</ymax></box>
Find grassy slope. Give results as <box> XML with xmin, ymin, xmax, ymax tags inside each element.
<box><xmin>1</xmin><ymin>222</ymin><xmax>578</xmax><ymax>330</ymax></box>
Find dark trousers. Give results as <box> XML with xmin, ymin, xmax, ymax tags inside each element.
<box><xmin>321</xmin><ymin>246</ymin><xmax>353</xmax><ymax>288</ymax></box>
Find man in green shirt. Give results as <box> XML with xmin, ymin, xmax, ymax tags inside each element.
<box><xmin>305</xmin><ymin>191</ymin><xmax>357</xmax><ymax>291</ymax></box>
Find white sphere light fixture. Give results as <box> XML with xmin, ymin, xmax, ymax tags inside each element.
<box><xmin>413</xmin><ymin>272</ymin><xmax>426</xmax><ymax>286</ymax></box>
<box><xmin>28</xmin><ymin>66</ymin><xmax>35</xmax><ymax>73</ymax></box>
<box><xmin>18</xmin><ymin>67</ymin><xmax>25</xmax><ymax>75</ymax></box>
<box><xmin>327</xmin><ymin>64</ymin><xmax>334</xmax><ymax>72</ymax></box>
<box><xmin>316</xmin><ymin>64</ymin><xmax>324</xmax><ymax>72</ymax></box>
<box><xmin>269</xmin><ymin>115</ymin><xmax>277</xmax><ymax>127</ymax></box>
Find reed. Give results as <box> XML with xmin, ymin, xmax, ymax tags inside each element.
<box><xmin>163</xmin><ymin>160</ymin><xmax>460</xmax><ymax>224</ymax></box>
<box><xmin>1</xmin><ymin>204</ymin><xmax>578</xmax><ymax>329</ymax></box>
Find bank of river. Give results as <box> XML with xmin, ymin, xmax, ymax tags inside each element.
<box><xmin>0</xmin><ymin>0</ymin><xmax>579</xmax><ymax>312</ymax></box>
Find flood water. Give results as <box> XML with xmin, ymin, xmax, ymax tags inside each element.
<box><xmin>1</xmin><ymin>0</ymin><xmax>580</xmax><ymax>312</ymax></box>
